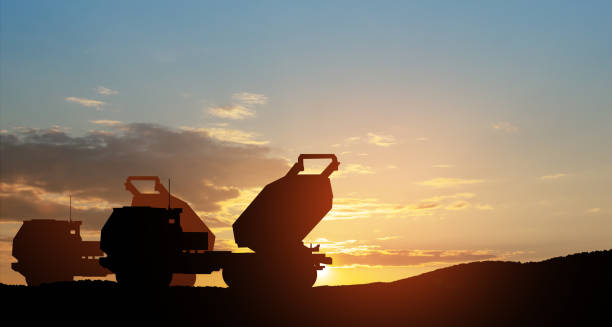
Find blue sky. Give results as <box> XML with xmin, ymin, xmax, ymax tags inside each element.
<box><xmin>3</xmin><ymin>1</ymin><xmax>610</xmax><ymax>134</ymax></box>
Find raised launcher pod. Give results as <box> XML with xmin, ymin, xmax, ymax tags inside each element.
<box><xmin>12</xmin><ymin>219</ymin><xmax>110</xmax><ymax>286</ymax></box>
<box><xmin>233</xmin><ymin>154</ymin><xmax>340</xmax><ymax>253</ymax></box>
<box><xmin>124</xmin><ymin>176</ymin><xmax>215</xmax><ymax>286</ymax></box>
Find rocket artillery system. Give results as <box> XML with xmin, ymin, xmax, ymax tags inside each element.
<box><xmin>123</xmin><ymin>176</ymin><xmax>214</xmax><ymax>286</ymax></box>
<box><xmin>12</xmin><ymin>219</ymin><xmax>110</xmax><ymax>286</ymax></box>
<box><xmin>99</xmin><ymin>154</ymin><xmax>338</xmax><ymax>289</ymax></box>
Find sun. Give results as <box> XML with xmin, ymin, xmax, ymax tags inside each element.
<box><xmin>316</xmin><ymin>265</ymin><xmax>332</xmax><ymax>284</ymax></box>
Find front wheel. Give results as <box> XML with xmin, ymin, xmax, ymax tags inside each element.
<box><xmin>112</xmin><ymin>257</ymin><xmax>172</xmax><ymax>288</ymax></box>
<box><xmin>116</xmin><ymin>270</ymin><xmax>172</xmax><ymax>288</ymax></box>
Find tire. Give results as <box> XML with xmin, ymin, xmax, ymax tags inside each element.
<box><xmin>222</xmin><ymin>266</ymin><xmax>250</xmax><ymax>289</ymax></box>
<box><xmin>223</xmin><ymin>263</ymin><xmax>317</xmax><ymax>291</ymax></box>
<box><xmin>116</xmin><ymin>270</ymin><xmax>172</xmax><ymax>288</ymax></box>
<box><xmin>113</xmin><ymin>256</ymin><xmax>172</xmax><ymax>288</ymax></box>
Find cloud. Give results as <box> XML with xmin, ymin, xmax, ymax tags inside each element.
<box><xmin>586</xmin><ymin>208</ymin><xmax>601</xmax><ymax>214</ymax></box>
<box><xmin>95</xmin><ymin>86</ymin><xmax>118</xmax><ymax>96</ymax></box>
<box><xmin>0</xmin><ymin>183</ymin><xmax>113</xmax><ymax>228</ymax></box>
<box><xmin>375</xmin><ymin>236</ymin><xmax>399</xmax><ymax>241</ymax></box>
<box><xmin>415</xmin><ymin>137</ymin><xmax>428</xmax><ymax>142</ymax></box>
<box><xmin>180</xmin><ymin>126</ymin><xmax>269</xmax><ymax>145</ymax></box>
<box><xmin>333</xmin><ymin>164</ymin><xmax>375</xmax><ymax>178</ymax></box>
<box><xmin>0</xmin><ymin>123</ymin><xmax>287</xmax><ymax>229</ymax></box>
<box><xmin>89</xmin><ymin>120</ymin><xmax>123</xmax><ymax>126</ymax></box>
<box><xmin>326</xmin><ymin>197</ymin><xmax>436</xmax><ymax>221</ymax></box>
<box><xmin>367</xmin><ymin>132</ymin><xmax>396</xmax><ymax>147</ymax></box>
<box><xmin>65</xmin><ymin>97</ymin><xmax>105</xmax><ymax>109</ymax></box>
<box><xmin>540</xmin><ymin>173</ymin><xmax>567</xmax><ymax>180</ymax></box>
<box><xmin>333</xmin><ymin>133</ymin><xmax>396</xmax><ymax>148</ymax></box>
<box><xmin>418</xmin><ymin>178</ymin><xmax>484</xmax><ymax>188</ymax></box>
<box><xmin>329</xmin><ymin>248</ymin><xmax>496</xmax><ymax>267</ymax></box>
<box><xmin>421</xmin><ymin>193</ymin><xmax>476</xmax><ymax>202</ymax></box>
<box><xmin>325</xmin><ymin>192</ymin><xmax>484</xmax><ymax>221</ymax></box>
<box><xmin>445</xmin><ymin>200</ymin><xmax>470</xmax><ymax>210</ymax></box>
<box><xmin>232</xmin><ymin>92</ymin><xmax>268</xmax><ymax>105</ymax></box>
<box><xmin>491</xmin><ymin>122</ymin><xmax>519</xmax><ymax>133</ymax></box>
<box><xmin>433</xmin><ymin>164</ymin><xmax>454</xmax><ymax>168</ymax></box>
<box><xmin>208</xmin><ymin>104</ymin><xmax>255</xmax><ymax>120</ymax></box>
<box><xmin>207</xmin><ymin>92</ymin><xmax>268</xmax><ymax>120</ymax></box>
<box><xmin>200</xmin><ymin>187</ymin><xmax>261</xmax><ymax>228</ymax></box>
<box><xmin>474</xmin><ymin>204</ymin><xmax>494</xmax><ymax>210</ymax></box>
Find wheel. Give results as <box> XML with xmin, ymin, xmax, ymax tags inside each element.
<box><xmin>273</xmin><ymin>265</ymin><xmax>317</xmax><ymax>290</ymax></box>
<box><xmin>222</xmin><ymin>266</ymin><xmax>251</xmax><ymax>289</ymax></box>
<box><xmin>116</xmin><ymin>270</ymin><xmax>172</xmax><ymax>288</ymax></box>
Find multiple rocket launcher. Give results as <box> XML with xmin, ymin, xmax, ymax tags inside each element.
<box><xmin>11</xmin><ymin>154</ymin><xmax>339</xmax><ymax>288</ymax></box>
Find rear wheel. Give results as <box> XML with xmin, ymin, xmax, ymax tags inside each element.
<box><xmin>116</xmin><ymin>270</ymin><xmax>172</xmax><ymax>288</ymax></box>
<box><xmin>222</xmin><ymin>262</ymin><xmax>317</xmax><ymax>290</ymax></box>
<box><xmin>274</xmin><ymin>265</ymin><xmax>317</xmax><ymax>290</ymax></box>
<box><xmin>222</xmin><ymin>265</ymin><xmax>252</xmax><ymax>289</ymax></box>
<box><xmin>112</xmin><ymin>257</ymin><xmax>172</xmax><ymax>288</ymax></box>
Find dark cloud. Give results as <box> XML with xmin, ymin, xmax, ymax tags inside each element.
<box><xmin>0</xmin><ymin>189</ymin><xmax>110</xmax><ymax>229</ymax></box>
<box><xmin>0</xmin><ymin>124</ymin><xmax>288</xmax><ymax>229</ymax></box>
<box><xmin>332</xmin><ymin>250</ymin><xmax>496</xmax><ymax>266</ymax></box>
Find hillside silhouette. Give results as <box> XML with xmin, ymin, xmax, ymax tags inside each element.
<box><xmin>2</xmin><ymin>249</ymin><xmax>610</xmax><ymax>326</ymax></box>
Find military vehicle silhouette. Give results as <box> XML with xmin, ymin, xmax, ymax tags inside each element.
<box><xmin>12</xmin><ymin>219</ymin><xmax>110</xmax><ymax>286</ymax></box>
<box><xmin>99</xmin><ymin>154</ymin><xmax>338</xmax><ymax>288</ymax></box>
<box><xmin>123</xmin><ymin>176</ymin><xmax>214</xmax><ymax>286</ymax></box>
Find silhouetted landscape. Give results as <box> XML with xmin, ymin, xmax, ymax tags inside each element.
<box><xmin>2</xmin><ymin>250</ymin><xmax>610</xmax><ymax>326</ymax></box>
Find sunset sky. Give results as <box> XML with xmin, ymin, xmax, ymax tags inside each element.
<box><xmin>1</xmin><ymin>1</ymin><xmax>611</xmax><ymax>286</ymax></box>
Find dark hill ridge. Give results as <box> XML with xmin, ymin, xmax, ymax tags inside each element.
<box><xmin>2</xmin><ymin>250</ymin><xmax>611</xmax><ymax>326</ymax></box>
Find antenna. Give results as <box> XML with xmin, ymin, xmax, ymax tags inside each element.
<box><xmin>69</xmin><ymin>194</ymin><xmax>72</xmax><ymax>223</ymax></box>
<box><xmin>168</xmin><ymin>178</ymin><xmax>171</xmax><ymax>210</ymax></box>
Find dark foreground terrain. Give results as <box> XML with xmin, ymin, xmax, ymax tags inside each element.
<box><xmin>2</xmin><ymin>250</ymin><xmax>611</xmax><ymax>326</ymax></box>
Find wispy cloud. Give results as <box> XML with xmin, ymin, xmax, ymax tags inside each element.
<box><xmin>232</xmin><ymin>92</ymin><xmax>268</xmax><ymax>105</ymax></box>
<box><xmin>207</xmin><ymin>92</ymin><xmax>268</xmax><ymax>120</ymax></box>
<box><xmin>334</xmin><ymin>133</ymin><xmax>396</xmax><ymax>148</ymax></box>
<box><xmin>474</xmin><ymin>204</ymin><xmax>494</xmax><ymax>210</ymax></box>
<box><xmin>95</xmin><ymin>86</ymin><xmax>118</xmax><ymax>95</ymax></box>
<box><xmin>415</xmin><ymin>137</ymin><xmax>428</xmax><ymax>142</ymax></box>
<box><xmin>586</xmin><ymin>208</ymin><xmax>601</xmax><ymax>214</ymax></box>
<box><xmin>181</xmin><ymin>126</ymin><xmax>268</xmax><ymax>145</ymax></box>
<box><xmin>208</xmin><ymin>104</ymin><xmax>255</xmax><ymax>120</ymax></box>
<box><xmin>65</xmin><ymin>97</ymin><xmax>105</xmax><ymax>109</ymax></box>
<box><xmin>202</xmin><ymin>186</ymin><xmax>261</xmax><ymax>227</ymax></box>
<box><xmin>491</xmin><ymin>122</ymin><xmax>519</xmax><ymax>133</ymax></box>
<box><xmin>418</xmin><ymin>178</ymin><xmax>484</xmax><ymax>188</ymax></box>
<box><xmin>314</xmin><ymin>243</ymin><xmax>497</xmax><ymax>266</ymax></box>
<box><xmin>333</xmin><ymin>164</ymin><xmax>375</xmax><ymax>178</ymax></box>
<box><xmin>421</xmin><ymin>193</ymin><xmax>476</xmax><ymax>202</ymax></box>
<box><xmin>375</xmin><ymin>236</ymin><xmax>399</xmax><ymax>241</ymax></box>
<box><xmin>367</xmin><ymin>132</ymin><xmax>396</xmax><ymax>147</ymax></box>
<box><xmin>433</xmin><ymin>164</ymin><xmax>454</xmax><ymax>168</ymax></box>
<box><xmin>324</xmin><ymin>192</ymin><xmax>487</xmax><ymax>221</ymax></box>
<box><xmin>89</xmin><ymin>120</ymin><xmax>123</xmax><ymax>126</ymax></box>
<box><xmin>326</xmin><ymin>197</ymin><xmax>435</xmax><ymax>220</ymax></box>
<box><xmin>540</xmin><ymin>173</ymin><xmax>567</xmax><ymax>180</ymax></box>
<box><xmin>445</xmin><ymin>200</ymin><xmax>470</xmax><ymax>210</ymax></box>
